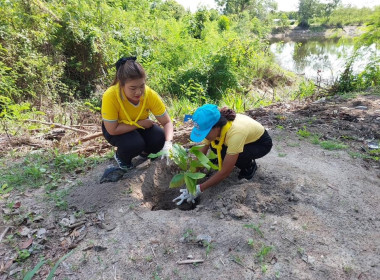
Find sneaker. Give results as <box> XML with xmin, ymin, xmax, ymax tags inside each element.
<box><xmin>114</xmin><ymin>153</ymin><xmax>134</xmax><ymax>171</ymax></box>
<box><xmin>238</xmin><ymin>161</ymin><xmax>257</xmax><ymax>180</ymax></box>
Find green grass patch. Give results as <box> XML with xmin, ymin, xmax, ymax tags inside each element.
<box><xmin>319</xmin><ymin>140</ymin><xmax>348</xmax><ymax>150</ymax></box>
<box><xmin>0</xmin><ymin>150</ymin><xmax>104</xmax><ymax>210</ymax></box>
<box><xmin>296</xmin><ymin>126</ymin><xmax>311</xmax><ymax>138</ymax></box>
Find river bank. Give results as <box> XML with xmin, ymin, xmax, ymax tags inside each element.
<box><xmin>270</xmin><ymin>25</ymin><xmax>363</xmax><ymax>41</ymax></box>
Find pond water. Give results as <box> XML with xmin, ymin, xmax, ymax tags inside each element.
<box><xmin>269</xmin><ymin>38</ymin><xmax>376</xmax><ymax>85</ymax></box>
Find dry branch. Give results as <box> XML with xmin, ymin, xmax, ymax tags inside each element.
<box><xmin>26</xmin><ymin>119</ymin><xmax>89</xmax><ymax>134</ymax></box>
<box><xmin>176</xmin><ymin>259</ymin><xmax>204</xmax><ymax>265</ymax></box>
<box><xmin>72</xmin><ymin>132</ymin><xmax>103</xmax><ymax>145</ymax></box>
<box><xmin>0</xmin><ymin>227</ymin><xmax>10</xmax><ymax>243</ymax></box>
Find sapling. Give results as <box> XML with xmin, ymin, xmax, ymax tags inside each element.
<box><xmin>149</xmin><ymin>144</ymin><xmax>218</xmax><ymax>195</ymax></box>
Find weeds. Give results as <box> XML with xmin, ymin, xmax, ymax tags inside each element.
<box><xmin>319</xmin><ymin>140</ymin><xmax>348</xmax><ymax>150</ymax></box>
<box><xmin>243</xmin><ymin>223</ymin><xmax>264</xmax><ymax>238</ymax></box>
<box><xmin>297</xmin><ymin>126</ymin><xmax>311</xmax><ymax>138</ymax></box>
<box><xmin>247</xmin><ymin>238</ymin><xmax>254</xmax><ymax>247</ymax></box>
<box><xmin>256</xmin><ymin>245</ymin><xmax>273</xmax><ymax>263</ymax></box>
<box><xmin>204</xmin><ymin>241</ymin><xmax>214</xmax><ymax>257</ymax></box>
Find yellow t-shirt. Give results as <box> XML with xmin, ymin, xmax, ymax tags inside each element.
<box><xmin>101</xmin><ymin>84</ymin><xmax>166</xmax><ymax>123</ymax></box>
<box><xmin>205</xmin><ymin>114</ymin><xmax>265</xmax><ymax>155</ymax></box>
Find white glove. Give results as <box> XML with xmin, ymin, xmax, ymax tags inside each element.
<box><xmin>173</xmin><ymin>185</ymin><xmax>202</xmax><ymax>205</ymax></box>
<box><xmin>161</xmin><ymin>141</ymin><xmax>172</xmax><ymax>165</ymax></box>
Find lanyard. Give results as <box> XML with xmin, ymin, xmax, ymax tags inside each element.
<box><xmin>116</xmin><ymin>84</ymin><xmax>147</xmax><ymax>129</ymax></box>
<box><xmin>210</xmin><ymin>121</ymin><xmax>232</xmax><ymax>170</ymax></box>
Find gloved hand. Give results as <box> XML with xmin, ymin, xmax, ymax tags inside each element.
<box><xmin>173</xmin><ymin>185</ymin><xmax>202</xmax><ymax>205</ymax></box>
<box><xmin>161</xmin><ymin>140</ymin><xmax>172</xmax><ymax>165</ymax></box>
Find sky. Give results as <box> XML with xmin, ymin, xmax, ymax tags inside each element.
<box><xmin>175</xmin><ymin>0</ymin><xmax>380</xmax><ymax>12</ymax></box>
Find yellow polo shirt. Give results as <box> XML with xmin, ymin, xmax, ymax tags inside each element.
<box><xmin>205</xmin><ymin>114</ymin><xmax>265</xmax><ymax>155</ymax></box>
<box><xmin>101</xmin><ymin>83</ymin><xmax>166</xmax><ymax>123</ymax></box>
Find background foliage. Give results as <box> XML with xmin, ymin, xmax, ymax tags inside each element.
<box><xmin>0</xmin><ymin>0</ymin><xmax>288</xmax><ymax>109</ymax></box>
<box><xmin>0</xmin><ymin>0</ymin><xmax>378</xmax><ymax>125</ymax></box>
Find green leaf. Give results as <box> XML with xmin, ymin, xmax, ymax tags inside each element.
<box><xmin>208</xmin><ymin>160</ymin><xmax>219</xmax><ymax>170</ymax></box>
<box><xmin>169</xmin><ymin>174</ymin><xmax>185</xmax><ymax>188</ymax></box>
<box><xmin>23</xmin><ymin>259</ymin><xmax>46</xmax><ymax>280</ymax></box>
<box><xmin>189</xmin><ymin>144</ymin><xmax>205</xmax><ymax>152</ymax></box>
<box><xmin>148</xmin><ymin>151</ymin><xmax>164</xmax><ymax>159</ymax></box>
<box><xmin>192</xmin><ymin>150</ymin><xmax>211</xmax><ymax>167</ymax></box>
<box><xmin>190</xmin><ymin>159</ymin><xmax>206</xmax><ymax>170</ymax></box>
<box><xmin>171</xmin><ymin>144</ymin><xmax>188</xmax><ymax>170</ymax></box>
<box><xmin>184</xmin><ymin>175</ymin><xmax>196</xmax><ymax>195</ymax></box>
<box><xmin>46</xmin><ymin>250</ymin><xmax>75</xmax><ymax>280</ymax></box>
<box><xmin>184</xmin><ymin>172</ymin><xmax>206</xmax><ymax>180</ymax></box>
<box><xmin>207</xmin><ymin>150</ymin><xmax>218</xmax><ymax>160</ymax></box>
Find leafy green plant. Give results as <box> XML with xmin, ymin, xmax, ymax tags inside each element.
<box><xmin>150</xmin><ymin>144</ymin><xmax>218</xmax><ymax>195</ymax></box>
<box><xmin>256</xmin><ymin>245</ymin><xmax>273</xmax><ymax>263</ymax></box>
<box><xmin>17</xmin><ymin>249</ymin><xmax>31</xmax><ymax>261</ymax></box>
<box><xmin>292</xmin><ymin>80</ymin><xmax>315</xmax><ymax>100</ymax></box>
<box><xmin>53</xmin><ymin>150</ymin><xmax>86</xmax><ymax>172</ymax></box>
<box><xmin>0</xmin><ymin>184</ymin><xmax>13</xmax><ymax>197</ymax></box>
<box><xmin>247</xmin><ymin>238</ymin><xmax>254</xmax><ymax>247</ymax></box>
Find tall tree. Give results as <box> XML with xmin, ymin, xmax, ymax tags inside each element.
<box><xmin>298</xmin><ymin>0</ymin><xmax>319</xmax><ymax>27</ymax></box>
<box><xmin>216</xmin><ymin>0</ymin><xmax>277</xmax><ymax>19</ymax></box>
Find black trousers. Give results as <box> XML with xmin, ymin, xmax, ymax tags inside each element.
<box><xmin>102</xmin><ymin>122</ymin><xmax>165</xmax><ymax>165</ymax></box>
<box><xmin>210</xmin><ymin>130</ymin><xmax>273</xmax><ymax>170</ymax></box>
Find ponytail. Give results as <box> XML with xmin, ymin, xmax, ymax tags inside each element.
<box><xmin>213</xmin><ymin>107</ymin><xmax>236</xmax><ymax>128</ymax></box>
<box><xmin>111</xmin><ymin>57</ymin><xmax>146</xmax><ymax>86</ymax></box>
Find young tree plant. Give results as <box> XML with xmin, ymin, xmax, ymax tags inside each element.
<box><xmin>149</xmin><ymin>144</ymin><xmax>218</xmax><ymax>195</ymax></box>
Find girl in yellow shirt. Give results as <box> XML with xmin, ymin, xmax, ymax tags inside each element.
<box><xmin>174</xmin><ymin>104</ymin><xmax>272</xmax><ymax>205</ymax></box>
<box><xmin>101</xmin><ymin>57</ymin><xmax>173</xmax><ymax>169</ymax></box>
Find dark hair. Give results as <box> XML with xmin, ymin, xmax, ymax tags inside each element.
<box><xmin>111</xmin><ymin>57</ymin><xmax>146</xmax><ymax>86</ymax></box>
<box><xmin>213</xmin><ymin>107</ymin><xmax>236</xmax><ymax>128</ymax></box>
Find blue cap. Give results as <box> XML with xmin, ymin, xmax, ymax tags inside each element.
<box><xmin>190</xmin><ymin>104</ymin><xmax>220</xmax><ymax>142</ymax></box>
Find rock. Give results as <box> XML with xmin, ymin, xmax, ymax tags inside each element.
<box><xmin>196</xmin><ymin>234</ymin><xmax>212</xmax><ymax>245</ymax></box>
<box><xmin>36</xmin><ymin>228</ymin><xmax>47</xmax><ymax>239</ymax></box>
<box><xmin>19</xmin><ymin>227</ymin><xmax>31</xmax><ymax>237</ymax></box>
<box><xmin>229</xmin><ymin>208</ymin><xmax>245</xmax><ymax>219</ymax></box>
<box><xmin>60</xmin><ymin>218</ymin><xmax>71</xmax><ymax>227</ymax></box>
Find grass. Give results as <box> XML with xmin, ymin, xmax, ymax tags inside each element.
<box><xmin>256</xmin><ymin>245</ymin><xmax>273</xmax><ymax>263</ymax></box>
<box><xmin>243</xmin><ymin>223</ymin><xmax>264</xmax><ymax>238</ymax></box>
<box><xmin>319</xmin><ymin>140</ymin><xmax>348</xmax><ymax>150</ymax></box>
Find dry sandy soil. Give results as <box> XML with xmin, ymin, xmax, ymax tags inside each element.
<box><xmin>0</xmin><ymin>93</ymin><xmax>379</xmax><ymax>280</ymax></box>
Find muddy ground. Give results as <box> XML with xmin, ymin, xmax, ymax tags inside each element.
<box><xmin>0</xmin><ymin>93</ymin><xmax>379</xmax><ymax>280</ymax></box>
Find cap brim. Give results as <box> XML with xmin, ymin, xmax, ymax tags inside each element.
<box><xmin>190</xmin><ymin>127</ymin><xmax>212</xmax><ymax>143</ymax></box>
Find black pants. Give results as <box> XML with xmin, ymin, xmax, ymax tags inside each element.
<box><xmin>102</xmin><ymin>122</ymin><xmax>165</xmax><ymax>165</ymax></box>
<box><xmin>211</xmin><ymin>130</ymin><xmax>273</xmax><ymax>170</ymax></box>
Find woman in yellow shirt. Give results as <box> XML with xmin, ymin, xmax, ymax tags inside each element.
<box><xmin>101</xmin><ymin>57</ymin><xmax>173</xmax><ymax>170</ymax></box>
<box><xmin>174</xmin><ymin>104</ymin><xmax>272</xmax><ymax>205</ymax></box>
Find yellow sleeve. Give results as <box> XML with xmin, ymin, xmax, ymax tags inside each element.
<box><xmin>146</xmin><ymin>86</ymin><xmax>166</xmax><ymax>117</ymax></box>
<box><xmin>101</xmin><ymin>86</ymin><xmax>119</xmax><ymax>122</ymax></box>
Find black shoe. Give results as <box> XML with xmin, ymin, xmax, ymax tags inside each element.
<box><xmin>114</xmin><ymin>153</ymin><xmax>134</xmax><ymax>171</ymax></box>
<box><xmin>238</xmin><ymin>161</ymin><xmax>257</xmax><ymax>180</ymax></box>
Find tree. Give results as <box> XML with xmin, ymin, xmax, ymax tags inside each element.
<box><xmin>216</xmin><ymin>0</ymin><xmax>277</xmax><ymax>19</ymax></box>
<box><xmin>298</xmin><ymin>0</ymin><xmax>318</xmax><ymax>27</ymax></box>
